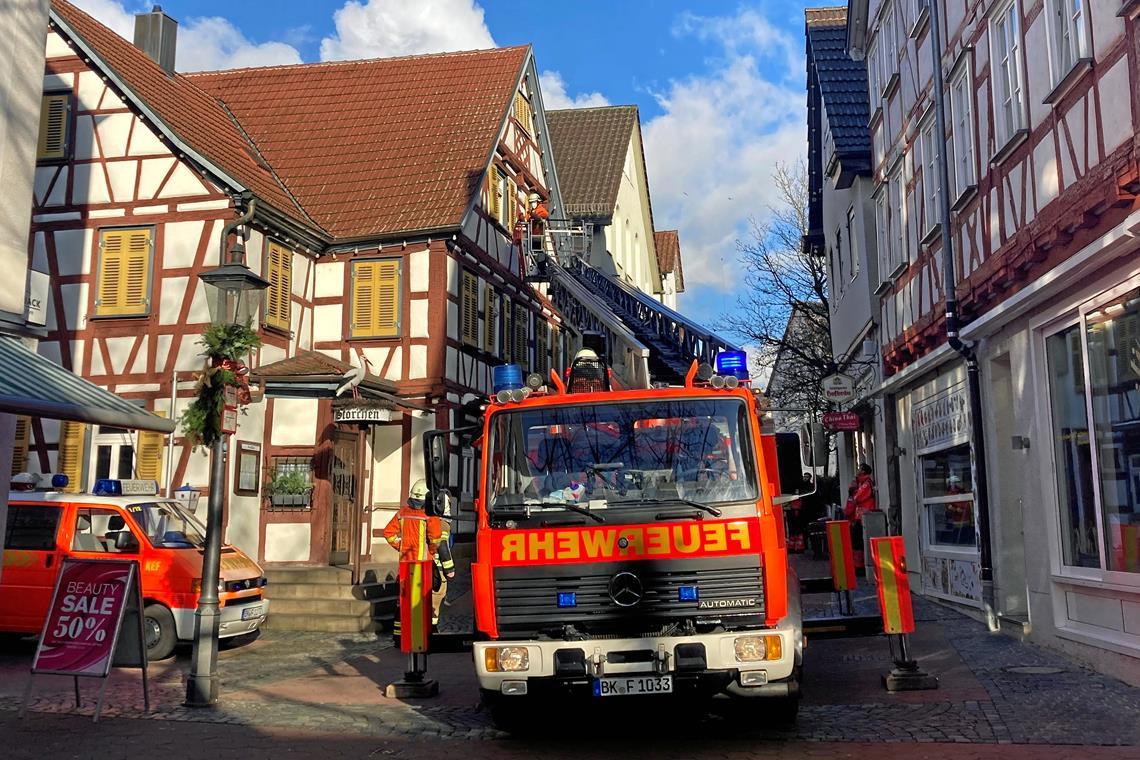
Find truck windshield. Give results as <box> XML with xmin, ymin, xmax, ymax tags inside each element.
<box><xmin>487</xmin><ymin>397</ymin><xmax>759</xmax><ymax>521</ymax></box>
<box><xmin>125</xmin><ymin>501</ymin><xmax>207</xmax><ymax>548</ymax></box>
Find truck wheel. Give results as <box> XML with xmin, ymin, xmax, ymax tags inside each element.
<box><xmin>143</xmin><ymin>603</ymin><xmax>177</xmax><ymax>660</ymax></box>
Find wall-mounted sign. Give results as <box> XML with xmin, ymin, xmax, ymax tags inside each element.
<box><xmin>911</xmin><ymin>382</ymin><xmax>970</xmax><ymax>455</ymax></box>
<box><xmin>25</xmin><ymin>270</ymin><xmax>49</xmax><ymax>326</ymax></box>
<box><xmin>334</xmin><ymin>404</ymin><xmax>393</xmax><ymax>424</ymax></box>
<box><xmin>820</xmin><ymin>373</ymin><xmax>856</xmax><ymax>404</ymax></box>
<box><xmin>822</xmin><ymin>411</ymin><xmax>861</xmax><ymax>431</ymax></box>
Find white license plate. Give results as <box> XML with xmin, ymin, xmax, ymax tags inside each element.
<box><xmin>593</xmin><ymin>675</ymin><xmax>673</xmax><ymax>697</ymax></box>
<box><xmin>240</xmin><ymin>605</ymin><xmax>263</xmax><ymax>620</ymax></box>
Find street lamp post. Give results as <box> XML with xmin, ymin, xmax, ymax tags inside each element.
<box><xmin>184</xmin><ymin>201</ymin><xmax>269</xmax><ymax>708</ymax></box>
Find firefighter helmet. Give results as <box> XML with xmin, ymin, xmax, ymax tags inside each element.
<box><xmin>409</xmin><ymin>479</ymin><xmax>429</xmax><ymax>501</ymax></box>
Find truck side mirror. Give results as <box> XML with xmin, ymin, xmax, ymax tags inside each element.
<box><xmin>429</xmin><ymin>434</ymin><xmax>447</xmax><ymax>489</ymax></box>
<box><xmin>421</xmin><ymin>430</ymin><xmax>451</xmax><ymax>517</ymax></box>
<box><xmin>772</xmin><ymin>432</ymin><xmax>812</xmax><ymax>505</ymax></box>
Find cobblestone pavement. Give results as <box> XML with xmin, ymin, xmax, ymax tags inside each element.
<box><xmin>2</xmin><ymin>558</ymin><xmax>1138</xmax><ymax>754</ymax></box>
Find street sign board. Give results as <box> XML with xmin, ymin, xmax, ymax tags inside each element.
<box><xmin>822</xmin><ymin>411</ymin><xmax>861</xmax><ymax>431</ymax></box>
<box><xmin>333</xmin><ymin>404</ymin><xmax>394</xmax><ymax>424</ymax></box>
<box><xmin>821</xmin><ymin>373</ymin><xmax>856</xmax><ymax>404</ymax></box>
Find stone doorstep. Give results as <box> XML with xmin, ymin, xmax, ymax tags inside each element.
<box><xmin>263</xmin><ymin>565</ymin><xmax>352</xmax><ymax>585</ymax></box>
<box><xmin>262</xmin><ymin>612</ymin><xmax>379</xmax><ymax>634</ymax></box>
<box><xmin>268</xmin><ymin>597</ymin><xmax>374</xmax><ymax>616</ymax></box>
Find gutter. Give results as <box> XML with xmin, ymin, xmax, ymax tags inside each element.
<box><xmin>928</xmin><ymin>0</ymin><xmax>997</xmax><ymax>631</ymax></box>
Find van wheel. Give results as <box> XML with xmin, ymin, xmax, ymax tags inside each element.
<box><xmin>143</xmin><ymin>604</ymin><xmax>177</xmax><ymax>660</ymax></box>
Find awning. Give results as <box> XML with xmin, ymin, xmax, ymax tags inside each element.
<box><xmin>253</xmin><ymin>351</ymin><xmax>430</xmax><ymax>412</ymax></box>
<box><xmin>0</xmin><ymin>336</ymin><xmax>175</xmax><ymax>433</ymax></box>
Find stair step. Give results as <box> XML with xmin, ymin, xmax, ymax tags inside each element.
<box><xmin>269</xmin><ymin>597</ymin><xmax>373</xmax><ymax>616</ymax></box>
<box><xmin>263</xmin><ymin>612</ymin><xmax>378</xmax><ymax>634</ymax></box>
<box><xmin>264</xmin><ymin>582</ymin><xmax>363</xmax><ymax>600</ymax></box>
<box><xmin>264</xmin><ymin>565</ymin><xmax>352</xmax><ymax>585</ymax></box>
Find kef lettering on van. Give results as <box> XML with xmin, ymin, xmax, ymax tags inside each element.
<box><xmin>495</xmin><ymin>520</ymin><xmax>758</xmax><ymax>565</ymax></box>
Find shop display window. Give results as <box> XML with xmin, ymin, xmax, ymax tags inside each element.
<box><xmin>920</xmin><ymin>444</ymin><xmax>976</xmax><ymax>548</ymax></box>
<box><xmin>1046</xmin><ymin>288</ymin><xmax>1140</xmax><ymax>574</ymax></box>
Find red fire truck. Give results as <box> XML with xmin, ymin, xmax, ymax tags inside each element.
<box><xmin>426</xmin><ymin>350</ymin><xmax>804</xmax><ymax>729</ymax></box>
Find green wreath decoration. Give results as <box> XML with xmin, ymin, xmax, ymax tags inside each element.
<box><xmin>180</xmin><ymin>322</ymin><xmax>262</xmax><ymax>449</ymax></box>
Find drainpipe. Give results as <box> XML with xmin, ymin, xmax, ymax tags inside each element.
<box><xmin>221</xmin><ymin>194</ymin><xmax>257</xmax><ymax>266</ymax></box>
<box><xmin>928</xmin><ymin>0</ymin><xmax>998</xmax><ymax>631</ymax></box>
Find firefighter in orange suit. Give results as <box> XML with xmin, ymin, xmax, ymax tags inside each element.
<box><xmin>384</xmin><ymin>479</ymin><xmax>455</xmax><ymax>627</ymax></box>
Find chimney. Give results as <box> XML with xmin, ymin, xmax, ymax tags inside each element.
<box><xmin>133</xmin><ymin>5</ymin><xmax>178</xmax><ymax>75</ymax></box>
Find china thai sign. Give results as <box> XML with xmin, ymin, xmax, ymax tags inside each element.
<box><xmin>911</xmin><ymin>382</ymin><xmax>970</xmax><ymax>455</ymax></box>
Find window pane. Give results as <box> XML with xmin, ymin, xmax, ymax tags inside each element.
<box><xmin>921</xmin><ymin>445</ymin><xmax>975</xmax><ymax>548</ymax></box>
<box><xmin>95</xmin><ymin>445</ymin><xmax>112</xmax><ymax>481</ymax></box>
<box><xmin>118</xmin><ymin>445</ymin><xmax>135</xmax><ymax>479</ymax></box>
<box><xmin>4</xmin><ymin>505</ymin><xmax>62</xmax><ymax>550</ymax></box>
<box><xmin>921</xmin><ymin>445</ymin><xmax>971</xmax><ymax>498</ymax></box>
<box><xmin>1085</xmin><ymin>290</ymin><xmax>1140</xmax><ymax>573</ymax></box>
<box><xmin>1047</xmin><ymin>323</ymin><xmax>1100</xmax><ymax>568</ymax></box>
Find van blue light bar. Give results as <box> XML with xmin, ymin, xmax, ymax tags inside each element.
<box><xmin>93</xmin><ymin>479</ymin><xmax>159</xmax><ymax>496</ymax></box>
<box><xmin>715</xmin><ymin>350</ymin><xmax>749</xmax><ymax>380</ymax></box>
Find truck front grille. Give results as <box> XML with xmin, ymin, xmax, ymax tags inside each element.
<box><xmin>494</xmin><ymin>557</ymin><xmax>765</xmax><ymax>638</ymax></box>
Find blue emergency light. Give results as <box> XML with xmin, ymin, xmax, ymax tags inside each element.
<box><xmin>557</xmin><ymin>592</ymin><xmax>577</xmax><ymax>608</ymax></box>
<box><xmin>715</xmin><ymin>350</ymin><xmax>749</xmax><ymax>380</ymax></box>
<box><xmin>493</xmin><ymin>364</ymin><xmax>524</xmax><ymax>393</ymax></box>
<box><xmin>93</xmin><ymin>479</ymin><xmax>159</xmax><ymax>496</ymax></box>
<box><xmin>678</xmin><ymin>585</ymin><xmax>699</xmax><ymax>602</ymax></box>
<box><xmin>51</xmin><ymin>474</ymin><xmax>69</xmax><ymax>489</ymax></box>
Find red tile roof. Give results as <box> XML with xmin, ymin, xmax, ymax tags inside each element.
<box><xmin>51</xmin><ymin>1</ymin><xmax>529</xmax><ymax>241</ymax></box>
<box><xmin>52</xmin><ymin>0</ymin><xmax>311</xmax><ymax>227</ymax></box>
<box><xmin>653</xmin><ymin>230</ymin><xmax>685</xmax><ymax>292</ymax></box>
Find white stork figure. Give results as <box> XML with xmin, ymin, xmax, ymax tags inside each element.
<box><xmin>335</xmin><ymin>349</ymin><xmax>374</xmax><ymax>399</ymax></box>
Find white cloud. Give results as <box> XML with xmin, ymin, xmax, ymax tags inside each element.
<box><xmin>177</xmin><ymin>18</ymin><xmax>302</xmax><ymax>71</ymax></box>
<box><xmin>319</xmin><ymin>0</ymin><xmax>496</xmax><ymax>61</ymax></box>
<box><xmin>71</xmin><ymin>0</ymin><xmax>302</xmax><ymax>71</ymax></box>
<box><xmin>539</xmin><ymin>70</ymin><xmax>609</xmax><ymax>110</ymax></box>
<box><xmin>643</xmin><ymin>8</ymin><xmax>805</xmax><ymax>293</ymax></box>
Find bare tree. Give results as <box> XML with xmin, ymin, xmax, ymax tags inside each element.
<box><xmin>724</xmin><ymin>161</ymin><xmax>833</xmax><ymax>430</ymax></box>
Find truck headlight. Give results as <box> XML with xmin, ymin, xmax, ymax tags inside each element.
<box><xmin>484</xmin><ymin>646</ymin><xmax>530</xmax><ymax>672</ymax></box>
<box><xmin>734</xmin><ymin>634</ymin><xmax>782</xmax><ymax>662</ymax></box>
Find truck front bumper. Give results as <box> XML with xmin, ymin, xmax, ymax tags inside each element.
<box><xmin>474</xmin><ymin>623</ymin><xmax>799</xmax><ymax>699</ymax></box>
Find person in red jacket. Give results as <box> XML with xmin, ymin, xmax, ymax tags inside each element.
<box><xmin>844</xmin><ymin>463</ymin><xmax>877</xmax><ymax>570</ymax></box>
<box><xmin>384</xmin><ymin>480</ymin><xmax>455</xmax><ymax>627</ymax></box>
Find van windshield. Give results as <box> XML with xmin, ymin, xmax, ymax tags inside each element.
<box><xmin>125</xmin><ymin>500</ymin><xmax>206</xmax><ymax>548</ymax></box>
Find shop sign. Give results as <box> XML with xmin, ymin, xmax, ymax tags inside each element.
<box><xmin>334</xmin><ymin>403</ymin><xmax>393</xmax><ymax>424</ymax></box>
<box><xmin>822</xmin><ymin>411</ymin><xmax>861</xmax><ymax>431</ymax></box>
<box><xmin>820</xmin><ymin>373</ymin><xmax>856</xmax><ymax>404</ymax></box>
<box><xmin>911</xmin><ymin>382</ymin><xmax>970</xmax><ymax>455</ymax></box>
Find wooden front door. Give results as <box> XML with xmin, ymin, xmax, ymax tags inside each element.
<box><xmin>329</xmin><ymin>433</ymin><xmax>358</xmax><ymax>566</ymax></box>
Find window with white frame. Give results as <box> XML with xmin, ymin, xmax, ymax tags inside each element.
<box><xmin>921</xmin><ymin>117</ymin><xmax>940</xmax><ymax>233</ymax></box>
<box><xmin>880</xmin><ymin>5</ymin><xmax>897</xmax><ymax>94</ymax></box>
<box><xmin>868</xmin><ymin>41</ymin><xmax>882</xmax><ymax>108</ymax></box>
<box><xmin>920</xmin><ymin>445</ymin><xmax>977</xmax><ymax>549</ymax></box>
<box><xmin>888</xmin><ymin>164</ymin><xmax>906</xmax><ymax>272</ymax></box>
<box><xmin>949</xmin><ymin>61</ymin><xmax>976</xmax><ymax>198</ymax></box>
<box><xmin>991</xmin><ymin>1</ymin><xmax>1025</xmax><ymax>147</ymax></box>
<box><xmin>1047</xmin><ymin>0</ymin><xmax>1088</xmax><ymax>83</ymax></box>
<box><xmin>875</xmin><ymin>187</ymin><xmax>890</xmax><ymax>286</ymax></box>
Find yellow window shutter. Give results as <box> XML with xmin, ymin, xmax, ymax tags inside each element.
<box><xmin>461</xmin><ymin>271</ymin><xmax>478</xmax><ymax>345</ymax></box>
<box><xmin>12</xmin><ymin>416</ymin><xmax>30</xmax><ymax>475</ymax></box>
<box><xmin>483</xmin><ymin>285</ymin><xmax>497</xmax><ymax>352</ymax></box>
<box><xmin>135</xmin><ymin>411</ymin><xmax>167</xmax><ymax>484</ymax></box>
<box><xmin>514</xmin><ymin>92</ymin><xmax>532</xmax><ymax>134</ymax></box>
<box><xmin>374</xmin><ymin>259</ymin><xmax>401</xmax><ymax>337</ymax></box>
<box><xmin>37</xmin><ymin>94</ymin><xmax>70</xmax><ymax>160</ymax></box>
<box><xmin>351</xmin><ymin>261</ymin><xmax>376</xmax><ymax>337</ymax></box>
<box><xmin>488</xmin><ymin>165</ymin><xmax>501</xmax><ymax>220</ymax></box>
<box><xmin>265</xmin><ymin>242</ymin><xmax>292</xmax><ymax>331</ymax></box>
<box><xmin>515</xmin><ymin>304</ymin><xmax>529</xmax><ymax>371</ymax></box>
<box><xmin>506</xmin><ymin>178</ymin><xmax>518</xmax><ymax>229</ymax></box>
<box><xmin>503</xmin><ymin>299</ymin><xmax>513</xmax><ymax>362</ymax></box>
<box><xmin>97</xmin><ymin>228</ymin><xmax>151</xmax><ymax>317</ymax></box>
<box><xmin>58</xmin><ymin>421</ymin><xmax>86</xmax><ymax>493</ymax></box>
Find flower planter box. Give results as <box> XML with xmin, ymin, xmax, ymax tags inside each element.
<box><xmin>270</xmin><ymin>493</ymin><xmax>309</xmax><ymax>508</ymax></box>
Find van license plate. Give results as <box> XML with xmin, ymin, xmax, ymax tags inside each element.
<box><xmin>594</xmin><ymin>676</ymin><xmax>672</xmax><ymax>697</ymax></box>
<box><xmin>241</xmin><ymin>605</ymin><xmax>263</xmax><ymax>620</ymax></box>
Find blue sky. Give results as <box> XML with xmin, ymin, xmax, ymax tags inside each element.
<box><xmin>75</xmin><ymin>0</ymin><xmax>810</xmax><ymax>336</ymax></box>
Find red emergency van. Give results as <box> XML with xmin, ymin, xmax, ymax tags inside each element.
<box><xmin>1</xmin><ymin>478</ymin><xmax>268</xmax><ymax>659</ymax></box>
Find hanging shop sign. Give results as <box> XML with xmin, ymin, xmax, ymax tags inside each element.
<box><xmin>820</xmin><ymin>373</ymin><xmax>856</xmax><ymax>405</ymax></box>
<box><xmin>822</xmin><ymin>411</ymin><xmax>861</xmax><ymax>431</ymax></box>
<box><xmin>333</xmin><ymin>402</ymin><xmax>394</xmax><ymax>424</ymax></box>
<box><xmin>911</xmin><ymin>382</ymin><xmax>970</xmax><ymax>455</ymax></box>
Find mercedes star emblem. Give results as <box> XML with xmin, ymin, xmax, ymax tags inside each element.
<box><xmin>608</xmin><ymin>572</ymin><xmax>643</xmax><ymax>607</ymax></box>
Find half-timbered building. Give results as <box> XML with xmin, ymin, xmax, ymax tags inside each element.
<box><xmin>846</xmin><ymin>0</ymin><xmax>1140</xmax><ymax>681</ymax></box>
<box><xmin>26</xmin><ymin>2</ymin><xmax>576</xmax><ymax>622</ymax></box>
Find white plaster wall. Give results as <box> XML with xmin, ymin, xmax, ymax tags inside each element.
<box><xmin>409</xmin><ymin>248</ymin><xmax>430</xmax><ymax>293</ymax></box>
<box><xmin>269</xmin><ymin>398</ymin><xmax>318</xmax><ymax>446</ymax></box>
<box><xmin>314</xmin><ymin>260</ymin><xmax>344</xmax><ymax>298</ymax></box>
<box><xmin>1099</xmin><ymin>57</ymin><xmax>1132</xmax><ymax>154</ymax></box>
<box><xmin>410</xmin><ymin>298</ymin><xmax>429</xmax><ymax>338</ymax></box>
<box><xmin>263</xmin><ymin>523</ymin><xmax>310</xmax><ymax>563</ymax></box>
